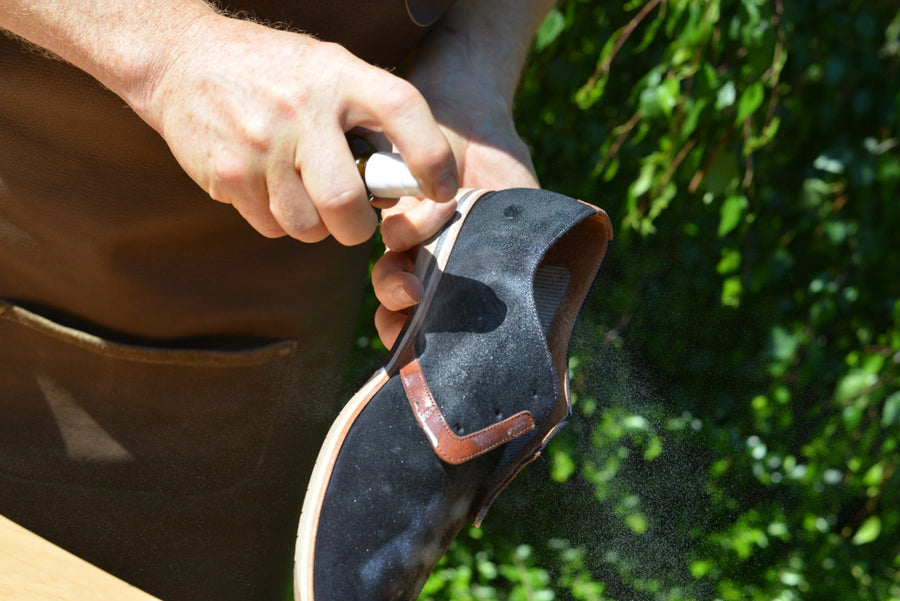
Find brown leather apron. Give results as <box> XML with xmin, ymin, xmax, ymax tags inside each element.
<box><xmin>0</xmin><ymin>1</ymin><xmax>452</xmax><ymax>599</ymax></box>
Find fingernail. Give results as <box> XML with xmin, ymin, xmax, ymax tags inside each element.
<box><xmin>393</xmin><ymin>285</ymin><xmax>420</xmax><ymax>307</ymax></box>
<box><xmin>433</xmin><ymin>170</ymin><xmax>459</xmax><ymax>201</ymax></box>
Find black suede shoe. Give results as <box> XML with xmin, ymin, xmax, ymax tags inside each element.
<box><xmin>294</xmin><ymin>188</ymin><xmax>612</xmax><ymax>601</ymax></box>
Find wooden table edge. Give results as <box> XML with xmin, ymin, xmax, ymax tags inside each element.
<box><xmin>0</xmin><ymin>514</ymin><xmax>162</xmax><ymax>600</ymax></box>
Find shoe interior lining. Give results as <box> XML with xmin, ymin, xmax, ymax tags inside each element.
<box><xmin>533</xmin><ymin>265</ymin><xmax>571</xmax><ymax>335</ymax></box>
<box><xmin>536</xmin><ymin>212</ymin><xmax>611</xmax><ymax>403</ymax></box>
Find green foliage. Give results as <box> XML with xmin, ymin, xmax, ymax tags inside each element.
<box><xmin>417</xmin><ymin>1</ymin><xmax>900</xmax><ymax>600</ymax></box>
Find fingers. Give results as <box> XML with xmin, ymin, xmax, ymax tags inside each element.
<box><xmin>372</xmin><ymin>250</ymin><xmax>420</xmax><ymax>349</ymax></box>
<box><xmin>232</xmin><ymin>199</ymin><xmax>289</xmax><ymax>239</ymax></box>
<box><xmin>341</xmin><ymin>66</ymin><xmax>459</xmax><ymax>203</ymax></box>
<box><xmin>375</xmin><ymin>304</ymin><xmax>409</xmax><ymax>350</ymax></box>
<box><xmin>254</xmin><ymin>70</ymin><xmax>457</xmax><ymax>246</ymax></box>
<box><xmin>382</xmin><ymin>101</ymin><xmax>459</xmax><ymax>202</ymax></box>
<box><xmin>371</xmin><ymin>194</ymin><xmax>458</xmax><ymax>350</ymax></box>
<box><xmin>292</xmin><ymin>126</ymin><xmax>377</xmax><ymax>246</ymax></box>
<box><xmin>266</xmin><ymin>156</ymin><xmax>329</xmax><ymax>242</ymax></box>
<box><xmin>207</xmin><ymin>154</ymin><xmax>288</xmax><ymax>238</ymax></box>
<box><xmin>380</xmin><ymin>196</ymin><xmax>458</xmax><ymax>253</ymax></box>
<box><xmin>371</xmin><ymin>250</ymin><xmax>422</xmax><ymax>311</ymax></box>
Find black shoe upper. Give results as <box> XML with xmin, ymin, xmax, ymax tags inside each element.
<box><xmin>309</xmin><ymin>189</ymin><xmax>610</xmax><ymax>601</ymax></box>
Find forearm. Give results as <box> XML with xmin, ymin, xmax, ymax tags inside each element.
<box><xmin>0</xmin><ymin>0</ymin><xmax>216</xmax><ymax>112</ymax></box>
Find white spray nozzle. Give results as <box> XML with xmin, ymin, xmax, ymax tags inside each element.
<box><xmin>364</xmin><ymin>152</ymin><xmax>423</xmax><ymax>198</ymax></box>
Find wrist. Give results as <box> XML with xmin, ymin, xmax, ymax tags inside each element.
<box><xmin>123</xmin><ymin>7</ymin><xmax>224</xmax><ymax>123</ymax></box>
<box><xmin>411</xmin><ymin>27</ymin><xmax>519</xmax><ymax>108</ymax></box>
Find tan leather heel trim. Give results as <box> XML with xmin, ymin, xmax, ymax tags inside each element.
<box><xmin>399</xmin><ymin>355</ymin><xmax>535</xmax><ymax>466</ymax></box>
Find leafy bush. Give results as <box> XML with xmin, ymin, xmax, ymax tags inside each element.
<box><xmin>418</xmin><ymin>1</ymin><xmax>900</xmax><ymax>600</ymax></box>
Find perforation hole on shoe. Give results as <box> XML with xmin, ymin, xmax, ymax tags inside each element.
<box><xmin>503</xmin><ymin>204</ymin><xmax>523</xmax><ymax>219</ymax></box>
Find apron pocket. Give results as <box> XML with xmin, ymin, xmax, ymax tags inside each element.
<box><xmin>0</xmin><ymin>300</ymin><xmax>297</xmax><ymax>494</ymax></box>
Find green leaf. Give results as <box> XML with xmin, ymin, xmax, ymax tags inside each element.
<box><xmin>813</xmin><ymin>153</ymin><xmax>846</xmax><ymax>174</ymax></box>
<box><xmin>863</xmin><ymin>462</ymin><xmax>884</xmax><ymax>488</ymax></box>
<box><xmin>779</xmin><ymin>571</ymin><xmax>805</xmax><ymax>587</ymax></box>
<box><xmin>721</xmin><ymin>275</ymin><xmax>743</xmax><ymax>307</ymax></box>
<box><xmin>717</xmin><ymin>248</ymin><xmax>742</xmax><ymax>274</ymax></box>
<box><xmin>852</xmin><ymin>516</ymin><xmax>882</xmax><ymax>545</ymax></box>
<box><xmin>623</xmin><ymin>414</ymin><xmax>650</xmax><ymax>431</ymax></box>
<box><xmin>690</xmin><ymin>559</ymin><xmax>712</xmax><ymax>579</ymax></box>
<box><xmin>551</xmin><ymin>449</ymin><xmax>576</xmax><ymax>483</ymax></box>
<box><xmin>716</xmin><ymin>81</ymin><xmax>737</xmax><ymax>110</ymax></box>
<box><xmin>883</xmin><ymin>391</ymin><xmax>900</xmax><ymax>426</ymax></box>
<box><xmin>656</xmin><ymin>76</ymin><xmax>681</xmax><ymax>117</ymax></box>
<box><xmin>736</xmin><ymin>81</ymin><xmax>765</xmax><ymax>123</ymax></box>
<box><xmin>575</xmin><ymin>76</ymin><xmax>607</xmax><ymax>110</ymax></box>
<box><xmin>768</xmin><ymin>327</ymin><xmax>799</xmax><ymax>362</ymax></box>
<box><xmin>835</xmin><ymin>369</ymin><xmax>877</xmax><ymax>405</ymax></box>
<box><xmin>630</xmin><ymin>161</ymin><xmax>656</xmax><ymax>197</ymax></box>
<box><xmin>718</xmin><ymin>194</ymin><xmax>748</xmax><ymax>237</ymax></box>
<box><xmin>625</xmin><ymin>512</ymin><xmax>648</xmax><ymax>535</ymax></box>
<box><xmin>683</xmin><ymin>98</ymin><xmax>709</xmax><ymax>138</ymax></box>
<box><xmin>535</xmin><ymin>9</ymin><xmax>566</xmax><ymax>52</ymax></box>
<box><xmin>643</xmin><ymin>435</ymin><xmax>663</xmax><ymax>461</ymax></box>
<box><xmin>802</xmin><ymin>178</ymin><xmax>832</xmax><ymax>207</ymax></box>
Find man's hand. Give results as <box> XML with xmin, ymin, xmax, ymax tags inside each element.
<box><xmin>143</xmin><ymin>14</ymin><xmax>458</xmax><ymax>245</ymax></box>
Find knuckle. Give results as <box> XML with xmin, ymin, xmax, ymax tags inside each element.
<box><xmin>269</xmin><ymin>201</ymin><xmax>323</xmax><ymax>240</ymax></box>
<box><xmin>370</xmin><ymin>255</ymin><xmax>390</xmax><ymax>282</ymax></box>
<box><xmin>317</xmin><ymin>185</ymin><xmax>365</xmax><ymax>213</ymax></box>
<box><xmin>234</xmin><ymin>202</ymin><xmax>285</xmax><ymax>238</ymax></box>
<box><xmin>270</xmin><ymin>84</ymin><xmax>310</xmax><ymax>123</ymax></box>
<box><xmin>293</xmin><ymin>226</ymin><xmax>330</xmax><ymax>243</ymax></box>
<box><xmin>412</xmin><ymin>143</ymin><xmax>451</xmax><ymax>173</ymax></box>
<box><xmin>399</xmin><ymin>137</ymin><xmax>454</xmax><ymax>179</ymax></box>
<box><xmin>208</xmin><ymin>153</ymin><xmax>252</xmax><ymax>197</ymax></box>
<box><xmin>379</xmin><ymin>79</ymin><xmax>425</xmax><ymax>121</ymax></box>
<box><xmin>241</xmin><ymin>119</ymin><xmax>275</xmax><ymax>153</ymax></box>
<box><xmin>281</xmin><ymin>220</ymin><xmax>329</xmax><ymax>243</ymax></box>
<box><xmin>275</xmin><ymin>212</ymin><xmax>322</xmax><ymax>238</ymax></box>
<box><xmin>371</xmin><ymin>252</ymin><xmax>403</xmax><ymax>284</ymax></box>
<box><xmin>378</xmin><ymin>218</ymin><xmax>411</xmax><ymax>252</ymax></box>
<box><xmin>318</xmin><ymin>41</ymin><xmax>351</xmax><ymax>62</ymax></box>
